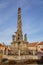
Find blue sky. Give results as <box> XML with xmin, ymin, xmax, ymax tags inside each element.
<box><xmin>0</xmin><ymin>0</ymin><xmax>43</xmax><ymax>45</ymax></box>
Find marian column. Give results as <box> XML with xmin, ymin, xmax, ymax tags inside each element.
<box><xmin>16</xmin><ymin>8</ymin><xmax>23</xmax><ymax>42</ymax></box>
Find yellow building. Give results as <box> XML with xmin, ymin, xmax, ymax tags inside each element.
<box><xmin>28</xmin><ymin>42</ymin><xmax>38</xmax><ymax>55</ymax></box>
<box><xmin>37</xmin><ymin>42</ymin><xmax>43</xmax><ymax>53</ymax></box>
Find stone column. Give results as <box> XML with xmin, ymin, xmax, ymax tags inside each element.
<box><xmin>33</xmin><ymin>50</ymin><xmax>35</xmax><ymax>55</ymax></box>
<box><xmin>18</xmin><ymin>49</ymin><xmax>21</xmax><ymax>60</ymax></box>
<box><xmin>3</xmin><ymin>49</ymin><xmax>4</xmax><ymax>55</ymax></box>
<box><xmin>18</xmin><ymin>49</ymin><xmax>20</xmax><ymax>56</ymax></box>
<box><xmin>6</xmin><ymin>50</ymin><xmax>8</xmax><ymax>55</ymax></box>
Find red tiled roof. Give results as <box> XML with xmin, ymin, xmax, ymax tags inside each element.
<box><xmin>38</xmin><ymin>42</ymin><xmax>43</xmax><ymax>45</ymax></box>
<box><xmin>0</xmin><ymin>44</ymin><xmax>2</xmax><ymax>46</ymax></box>
<box><xmin>28</xmin><ymin>42</ymin><xmax>38</xmax><ymax>47</ymax></box>
<box><xmin>5</xmin><ymin>47</ymin><xmax>11</xmax><ymax>50</ymax></box>
<box><xmin>0</xmin><ymin>43</ymin><xmax>4</xmax><ymax>47</ymax></box>
<box><xmin>28</xmin><ymin>42</ymin><xmax>43</xmax><ymax>47</ymax></box>
<box><xmin>40</xmin><ymin>48</ymin><xmax>43</xmax><ymax>51</ymax></box>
